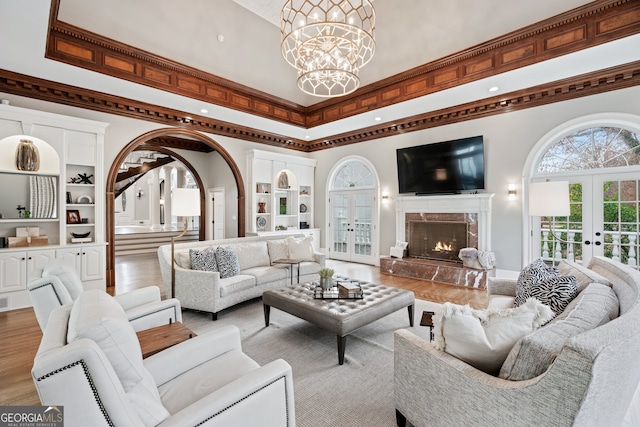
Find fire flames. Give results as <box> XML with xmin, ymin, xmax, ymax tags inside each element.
<box><xmin>433</xmin><ymin>241</ymin><xmax>454</xmax><ymax>252</ymax></box>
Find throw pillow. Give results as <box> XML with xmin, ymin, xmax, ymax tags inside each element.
<box><xmin>189</xmin><ymin>246</ymin><xmax>217</xmax><ymax>272</ymax></box>
<box><xmin>432</xmin><ymin>298</ymin><xmax>554</xmax><ymax>375</ymax></box>
<box><xmin>515</xmin><ymin>259</ymin><xmax>579</xmax><ymax>316</ymax></box>
<box><xmin>287</xmin><ymin>236</ymin><xmax>315</xmax><ymax>261</ymax></box>
<box><xmin>558</xmin><ymin>259</ymin><xmax>612</xmax><ymax>292</ymax></box>
<box><xmin>267</xmin><ymin>239</ymin><xmax>289</xmax><ymax>263</ymax></box>
<box><xmin>215</xmin><ymin>246</ymin><xmax>241</xmax><ymax>278</ymax></box>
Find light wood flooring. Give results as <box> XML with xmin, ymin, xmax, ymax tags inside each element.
<box><xmin>0</xmin><ymin>253</ymin><xmax>487</xmax><ymax>406</ymax></box>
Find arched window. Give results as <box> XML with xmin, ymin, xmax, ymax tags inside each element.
<box><xmin>538</xmin><ymin>127</ymin><xmax>640</xmax><ymax>172</ymax></box>
<box><xmin>331</xmin><ymin>160</ymin><xmax>375</xmax><ymax>189</ymax></box>
<box><xmin>529</xmin><ymin>122</ymin><xmax>640</xmax><ymax>268</ymax></box>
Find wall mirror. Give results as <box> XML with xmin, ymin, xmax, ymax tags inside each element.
<box><xmin>0</xmin><ymin>135</ymin><xmax>60</xmax><ymax>219</ymax></box>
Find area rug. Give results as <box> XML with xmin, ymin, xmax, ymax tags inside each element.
<box><xmin>182</xmin><ymin>297</ymin><xmax>441</xmax><ymax>427</ymax></box>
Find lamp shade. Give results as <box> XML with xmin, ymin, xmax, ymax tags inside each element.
<box><xmin>529</xmin><ymin>181</ymin><xmax>570</xmax><ymax>217</ymax></box>
<box><xmin>171</xmin><ymin>188</ymin><xmax>200</xmax><ymax>217</ymax></box>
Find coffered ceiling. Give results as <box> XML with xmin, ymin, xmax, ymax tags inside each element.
<box><xmin>1</xmin><ymin>0</ymin><xmax>639</xmax><ymax>152</ymax></box>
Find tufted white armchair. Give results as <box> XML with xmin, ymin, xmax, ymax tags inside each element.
<box><xmin>27</xmin><ymin>262</ymin><xmax>182</xmax><ymax>332</ymax></box>
<box><xmin>32</xmin><ymin>290</ymin><xmax>296</xmax><ymax>427</ymax></box>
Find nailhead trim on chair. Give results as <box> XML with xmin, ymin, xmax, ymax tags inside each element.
<box><xmin>29</xmin><ymin>280</ymin><xmax>63</xmax><ymax>305</ymax></box>
<box><xmin>126</xmin><ymin>305</ymin><xmax>179</xmax><ymax>322</ymax></box>
<box><xmin>36</xmin><ymin>359</ymin><xmax>114</xmax><ymax>427</ymax></box>
<box><xmin>194</xmin><ymin>375</ymin><xmax>291</xmax><ymax>427</ymax></box>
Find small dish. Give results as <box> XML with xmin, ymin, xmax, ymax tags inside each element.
<box><xmin>71</xmin><ymin>231</ymin><xmax>91</xmax><ymax>238</ymax></box>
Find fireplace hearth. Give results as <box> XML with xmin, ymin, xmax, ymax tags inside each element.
<box><xmin>408</xmin><ymin>221</ymin><xmax>468</xmax><ymax>262</ymax></box>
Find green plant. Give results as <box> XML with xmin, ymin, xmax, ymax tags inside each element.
<box><xmin>23</xmin><ymin>210</ymin><xmax>31</xmax><ymax>218</ymax></box>
<box><xmin>318</xmin><ymin>267</ymin><xmax>334</xmax><ymax>278</ymax></box>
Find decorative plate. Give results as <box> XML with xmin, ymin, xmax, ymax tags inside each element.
<box><xmin>299</xmin><ymin>203</ymin><xmax>307</xmax><ymax>213</ymax></box>
<box><xmin>77</xmin><ymin>195</ymin><xmax>93</xmax><ymax>204</ymax></box>
<box><xmin>257</xmin><ymin>216</ymin><xmax>267</xmax><ymax>229</ymax></box>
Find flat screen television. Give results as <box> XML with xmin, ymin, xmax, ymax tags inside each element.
<box><xmin>396</xmin><ymin>136</ymin><xmax>485</xmax><ymax>195</ymax></box>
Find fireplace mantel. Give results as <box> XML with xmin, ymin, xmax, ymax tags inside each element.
<box><xmin>396</xmin><ymin>193</ymin><xmax>494</xmax><ymax>252</ymax></box>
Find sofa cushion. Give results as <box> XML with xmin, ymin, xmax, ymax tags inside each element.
<box><xmin>287</xmin><ymin>236</ymin><xmax>314</xmax><ymax>261</ymax></box>
<box><xmin>515</xmin><ymin>258</ymin><xmax>579</xmax><ymax>316</ymax></box>
<box><xmin>233</xmin><ymin>241</ymin><xmax>270</xmax><ymax>270</ymax></box>
<box><xmin>499</xmin><ymin>283</ymin><xmax>619</xmax><ymax>380</ymax></box>
<box><xmin>42</xmin><ymin>262</ymin><xmax>83</xmax><ymax>299</ymax></box>
<box><xmin>67</xmin><ymin>290</ymin><xmax>170</xmax><ymax>427</ymax></box>
<box><xmin>267</xmin><ymin>239</ymin><xmax>289</xmax><ymax>263</ymax></box>
<box><xmin>189</xmin><ymin>246</ymin><xmax>217</xmax><ymax>272</ymax></box>
<box><xmin>433</xmin><ymin>298</ymin><xmax>554</xmax><ymax>375</ymax></box>
<box><xmin>219</xmin><ymin>275</ymin><xmax>256</xmax><ymax>297</ymax></box>
<box><xmin>242</xmin><ymin>266</ymin><xmax>288</xmax><ymax>285</ymax></box>
<box><xmin>215</xmin><ymin>246</ymin><xmax>241</xmax><ymax>278</ymax></box>
<box><xmin>558</xmin><ymin>259</ymin><xmax>612</xmax><ymax>292</ymax></box>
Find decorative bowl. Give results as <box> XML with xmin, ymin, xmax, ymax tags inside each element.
<box><xmin>71</xmin><ymin>231</ymin><xmax>91</xmax><ymax>238</ymax></box>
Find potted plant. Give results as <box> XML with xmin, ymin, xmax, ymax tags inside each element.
<box><xmin>318</xmin><ymin>267</ymin><xmax>335</xmax><ymax>291</ymax></box>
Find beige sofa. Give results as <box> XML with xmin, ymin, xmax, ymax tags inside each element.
<box><xmin>394</xmin><ymin>256</ymin><xmax>640</xmax><ymax>427</ymax></box>
<box><xmin>158</xmin><ymin>235</ymin><xmax>324</xmax><ymax>320</ymax></box>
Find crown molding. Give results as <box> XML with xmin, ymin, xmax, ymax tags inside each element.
<box><xmin>44</xmin><ymin>0</ymin><xmax>640</xmax><ymax>129</ymax></box>
<box><xmin>2</xmin><ymin>61</ymin><xmax>639</xmax><ymax>152</ymax></box>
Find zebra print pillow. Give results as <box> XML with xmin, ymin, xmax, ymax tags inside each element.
<box><xmin>215</xmin><ymin>246</ymin><xmax>241</xmax><ymax>278</ymax></box>
<box><xmin>515</xmin><ymin>258</ymin><xmax>578</xmax><ymax>316</ymax></box>
<box><xmin>189</xmin><ymin>246</ymin><xmax>218</xmax><ymax>272</ymax></box>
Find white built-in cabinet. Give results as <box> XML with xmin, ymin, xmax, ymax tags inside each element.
<box><xmin>246</xmin><ymin>149</ymin><xmax>319</xmax><ymax>248</ymax></box>
<box><xmin>0</xmin><ymin>103</ymin><xmax>108</xmax><ymax>310</ymax></box>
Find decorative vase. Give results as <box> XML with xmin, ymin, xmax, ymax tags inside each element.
<box><xmin>15</xmin><ymin>139</ymin><xmax>40</xmax><ymax>172</ymax></box>
<box><xmin>258</xmin><ymin>202</ymin><xmax>266</xmax><ymax>213</ymax></box>
<box><xmin>320</xmin><ymin>276</ymin><xmax>333</xmax><ymax>291</ymax></box>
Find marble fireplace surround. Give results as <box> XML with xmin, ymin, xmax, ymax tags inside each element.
<box><xmin>381</xmin><ymin>193</ymin><xmax>495</xmax><ymax>288</ymax></box>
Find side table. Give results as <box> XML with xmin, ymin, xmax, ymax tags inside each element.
<box><xmin>272</xmin><ymin>258</ymin><xmax>302</xmax><ymax>285</ymax></box>
<box><xmin>136</xmin><ymin>322</ymin><xmax>196</xmax><ymax>358</ymax></box>
<box><xmin>420</xmin><ymin>311</ymin><xmax>435</xmax><ymax>342</ymax></box>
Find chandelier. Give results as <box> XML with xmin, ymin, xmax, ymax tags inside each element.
<box><xmin>281</xmin><ymin>0</ymin><xmax>376</xmax><ymax>98</ymax></box>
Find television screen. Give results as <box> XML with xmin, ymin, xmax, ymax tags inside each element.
<box><xmin>396</xmin><ymin>136</ymin><xmax>485</xmax><ymax>195</ymax></box>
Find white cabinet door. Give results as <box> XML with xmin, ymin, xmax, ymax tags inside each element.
<box><xmin>0</xmin><ymin>252</ymin><xmax>26</xmax><ymax>293</ymax></box>
<box><xmin>27</xmin><ymin>249</ymin><xmax>56</xmax><ymax>282</ymax></box>
<box><xmin>81</xmin><ymin>245</ymin><xmax>105</xmax><ymax>282</ymax></box>
<box><xmin>55</xmin><ymin>247</ymin><xmax>82</xmax><ymax>273</ymax></box>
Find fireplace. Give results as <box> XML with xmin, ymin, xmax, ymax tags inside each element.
<box><xmin>408</xmin><ymin>221</ymin><xmax>468</xmax><ymax>262</ymax></box>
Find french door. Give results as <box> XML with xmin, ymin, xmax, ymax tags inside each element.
<box><xmin>329</xmin><ymin>190</ymin><xmax>376</xmax><ymax>264</ymax></box>
<box><xmin>535</xmin><ymin>171</ymin><xmax>640</xmax><ymax>268</ymax></box>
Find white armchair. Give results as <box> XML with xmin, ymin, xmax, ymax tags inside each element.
<box><xmin>32</xmin><ymin>290</ymin><xmax>296</xmax><ymax>427</ymax></box>
<box><xmin>27</xmin><ymin>262</ymin><xmax>181</xmax><ymax>332</ymax></box>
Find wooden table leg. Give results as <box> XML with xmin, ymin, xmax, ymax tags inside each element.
<box><xmin>408</xmin><ymin>304</ymin><xmax>414</xmax><ymax>327</ymax></box>
<box><xmin>337</xmin><ymin>335</ymin><xmax>347</xmax><ymax>365</ymax></box>
<box><xmin>264</xmin><ymin>304</ymin><xmax>271</xmax><ymax>327</ymax></box>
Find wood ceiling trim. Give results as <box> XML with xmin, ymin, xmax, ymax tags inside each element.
<box><xmin>0</xmin><ymin>68</ymin><xmax>309</xmax><ymax>152</ymax></box>
<box><xmin>306</xmin><ymin>61</ymin><xmax>640</xmax><ymax>151</ymax></box>
<box><xmin>1</xmin><ymin>61</ymin><xmax>639</xmax><ymax>153</ymax></box>
<box><xmin>44</xmin><ymin>0</ymin><xmax>640</xmax><ymax>129</ymax></box>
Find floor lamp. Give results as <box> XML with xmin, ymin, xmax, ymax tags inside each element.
<box><xmin>529</xmin><ymin>180</ymin><xmax>570</xmax><ymax>263</ymax></box>
<box><xmin>171</xmin><ymin>188</ymin><xmax>200</xmax><ymax>298</ymax></box>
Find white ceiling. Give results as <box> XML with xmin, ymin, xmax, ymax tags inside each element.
<box><xmin>1</xmin><ymin>0</ymin><xmax>640</xmax><ymax>142</ymax></box>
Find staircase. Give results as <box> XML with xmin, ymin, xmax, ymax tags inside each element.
<box><xmin>115</xmin><ymin>154</ymin><xmax>175</xmax><ymax>198</ymax></box>
<box><xmin>114</xmin><ymin>229</ymin><xmax>199</xmax><ymax>256</ymax></box>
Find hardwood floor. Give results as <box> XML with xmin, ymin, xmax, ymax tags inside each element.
<box><xmin>0</xmin><ymin>253</ymin><xmax>487</xmax><ymax>406</ymax></box>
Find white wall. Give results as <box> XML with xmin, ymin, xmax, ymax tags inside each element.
<box><xmin>2</xmin><ymin>85</ymin><xmax>640</xmax><ymax>272</ymax></box>
<box><xmin>310</xmin><ymin>86</ymin><xmax>640</xmax><ymax>272</ymax></box>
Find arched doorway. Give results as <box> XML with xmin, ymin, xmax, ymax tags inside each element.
<box><xmin>326</xmin><ymin>156</ymin><xmax>380</xmax><ymax>265</ymax></box>
<box><xmin>523</xmin><ymin>113</ymin><xmax>640</xmax><ymax>268</ymax></box>
<box><xmin>105</xmin><ymin>128</ymin><xmax>246</xmax><ymax>288</ymax></box>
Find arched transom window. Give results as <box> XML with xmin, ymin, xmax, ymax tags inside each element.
<box><xmin>331</xmin><ymin>160</ymin><xmax>374</xmax><ymax>189</ymax></box>
<box><xmin>538</xmin><ymin>126</ymin><xmax>640</xmax><ymax>172</ymax></box>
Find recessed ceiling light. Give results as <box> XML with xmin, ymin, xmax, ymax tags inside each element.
<box><xmin>217</xmin><ymin>34</ymin><xmax>224</xmax><ymax>43</ymax></box>
<box><xmin>200</xmin><ymin>108</ymin><xmax>208</xmax><ymax>114</ymax></box>
<box><xmin>305</xmin><ymin>135</ymin><xmax>311</xmax><ymax>139</ymax></box>
<box><xmin>374</xmin><ymin>117</ymin><xmax>382</xmax><ymax>121</ymax></box>
<box><xmin>489</xmin><ymin>86</ymin><xmax>499</xmax><ymax>92</ymax></box>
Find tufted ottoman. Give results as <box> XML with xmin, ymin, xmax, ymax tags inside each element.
<box><xmin>263</xmin><ymin>280</ymin><xmax>415</xmax><ymax>365</ymax></box>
